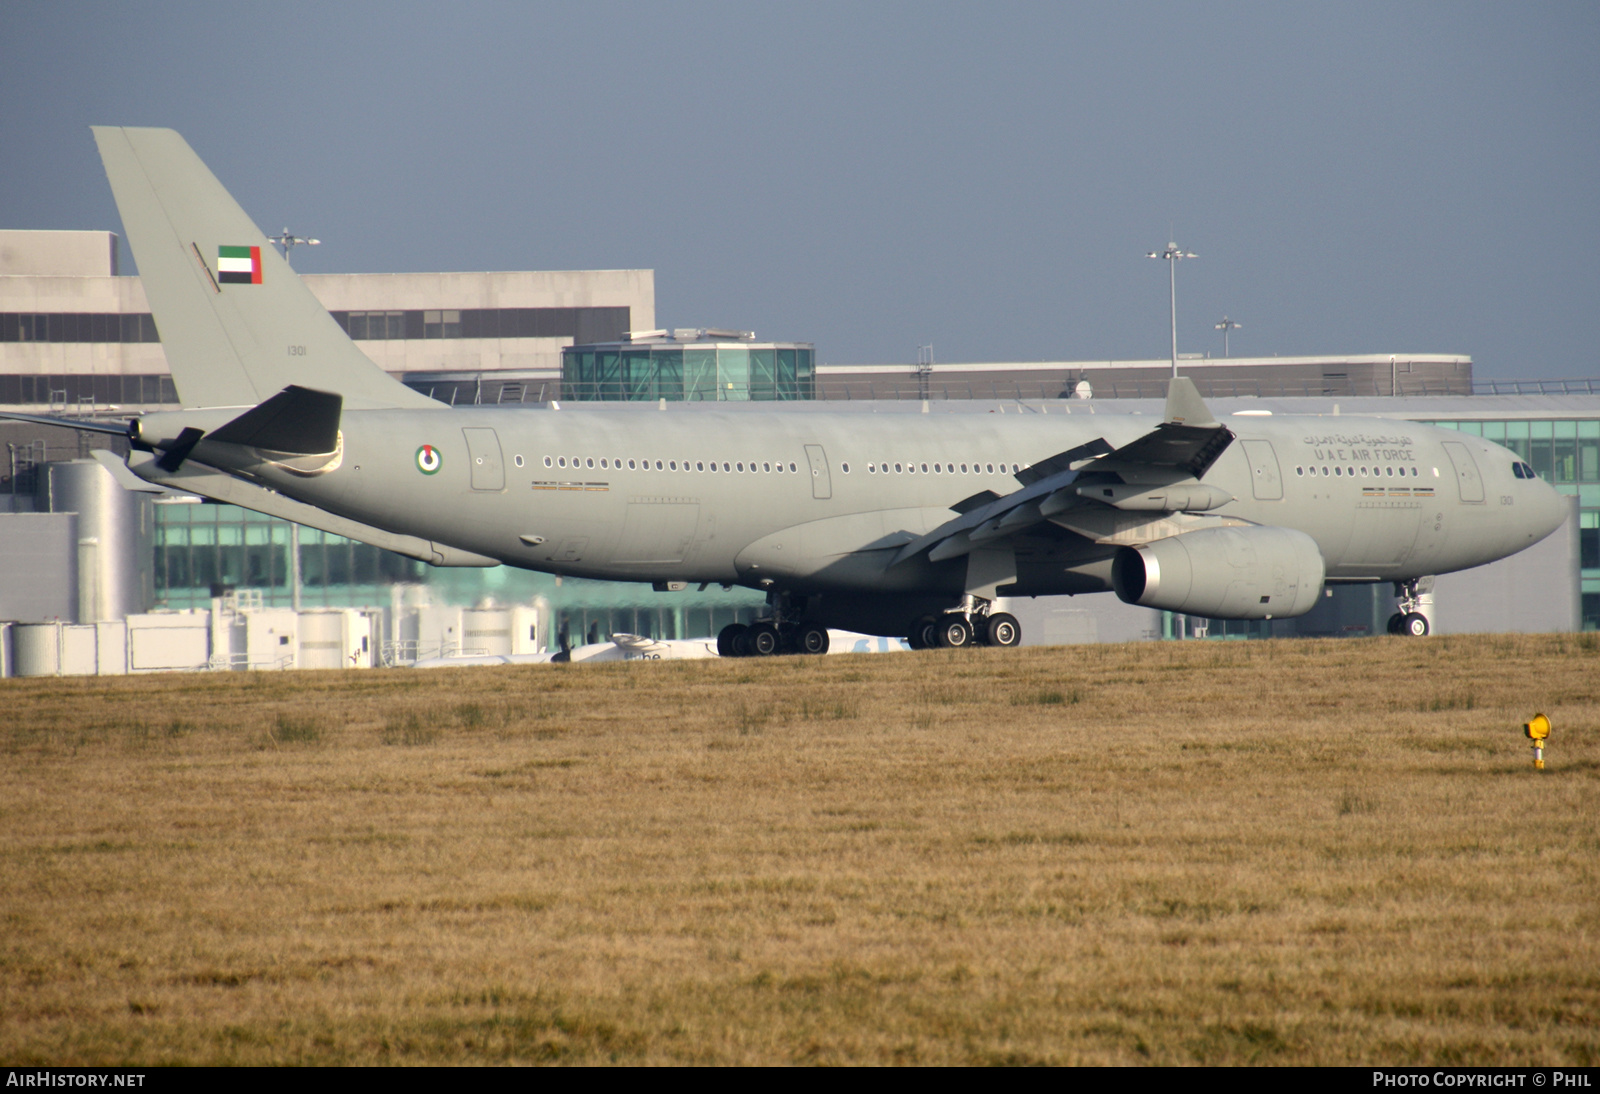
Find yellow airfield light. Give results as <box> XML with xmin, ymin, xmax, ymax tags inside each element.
<box><xmin>1523</xmin><ymin>713</ymin><xmax>1551</xmax><ymax>770</ymax></box>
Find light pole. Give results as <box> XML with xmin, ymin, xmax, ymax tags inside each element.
<box><xmin>1147</xmin><ymin>241</ymin><xmax>1196</xmax><ymax>378</ymax></box>
<box><xmin>268</xmin><ymin>228</ymin><xmax>320</xmax><ymax>266</ymax></box>
<box><xmin>1214</xmin><ymin>315</ymin><xmax>1241</xmax><ymax>357</ymax></box>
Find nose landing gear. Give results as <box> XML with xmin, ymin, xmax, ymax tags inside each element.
<box><xmin>1386</xmin><ymin>577</ymin><xmax>1435</xmax><ymax>637</ymax></box>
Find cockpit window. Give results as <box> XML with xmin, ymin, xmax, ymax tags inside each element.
<box><xmin>1512</xmin><ymin>461</ymin><xmax>1537</xmax><ymax>479</ymax></box>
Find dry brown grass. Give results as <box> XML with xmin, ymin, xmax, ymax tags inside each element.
<box><xmin>1</xmin><ymin>634</ymin><xmax>1597</xmax><ymax>1065</ymax></box>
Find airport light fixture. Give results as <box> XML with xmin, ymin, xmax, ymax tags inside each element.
<box><xmin>1147</xmin><ymin>241</ymin><xmax>1196</xmax><ymax>378</ymax></box>
<box><xmin>1214</xmin><ymin>315</ymin><xmax>1241</xmax><ymax>357</ymax></box>
<box><xmin>269</xmin><ymin>227</ymin><xmax>320</xmax><ymax>264</ymax></box>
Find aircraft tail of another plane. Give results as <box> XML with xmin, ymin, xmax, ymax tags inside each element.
<box><xmin>92</xmin><ymin>127</ymin><xmax>440</xmax><ymax>411</ymax></box>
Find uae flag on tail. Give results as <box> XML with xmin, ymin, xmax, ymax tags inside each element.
<box><xmin>218</xmin><ymin>245</ymin><xmax>262</xmax><ymax>284</ymax></box>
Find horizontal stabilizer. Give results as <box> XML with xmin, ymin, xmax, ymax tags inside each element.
<box><xmin>0</xmin><ymin>411</ymin><xmax>133</xmax><ymax>438</ymax></box>
<box><xmin>208</xmin><ymin>385</ymin><xmax>342</xmax><ymax>454</ymax></box>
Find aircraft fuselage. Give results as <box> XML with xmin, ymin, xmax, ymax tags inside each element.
<box><xmin>133</xmin><ymin>403</ymin><xmax>1568</xmax><ymax>601</ymax></box>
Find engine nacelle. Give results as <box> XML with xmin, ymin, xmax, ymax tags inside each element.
<box><xmin>1111</xmin><ymin>526</ymin><xmax>1325</xmax><ymax>620</ymax></box>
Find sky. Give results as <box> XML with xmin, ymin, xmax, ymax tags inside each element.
<box><xmin>3</xmin><ymin>1</ymin><xmax>1597</xmax><ymax>379</ymax></box>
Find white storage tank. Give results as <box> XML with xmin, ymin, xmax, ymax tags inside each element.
<box><xmin>45</xmin><ymin>460</ymin><xmax>153</xmax><ymax>623</ymax></box>
<box><xmin>14</xmin><ymin>622</ymin><xmax>62</xmax><ymax>677</ymax></box>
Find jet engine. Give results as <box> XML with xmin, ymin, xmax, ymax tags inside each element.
<box><xmin>1111</xmin><ymin>526</ymin><xmax>1325</xmax><ymax>620</ymax></box>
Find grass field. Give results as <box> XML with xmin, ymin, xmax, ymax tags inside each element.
<box><xmin>1</xmin><ymin>633</ymin><xmax>1597</xmax><ymax>1065</ymax></box>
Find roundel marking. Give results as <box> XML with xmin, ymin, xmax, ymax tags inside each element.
<box><xmin>415</xmin><ymin>444</ymin><xmax>442</xmax><ymax>475</ymax></box>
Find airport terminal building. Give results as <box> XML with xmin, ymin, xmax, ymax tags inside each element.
<box><xmin>2</xmin><ymin>229</ymin><xmax>1596</xmax><ymax>674</ymax></box>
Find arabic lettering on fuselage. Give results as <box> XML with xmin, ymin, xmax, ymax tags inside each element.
<box><xmin>1302</xmin><ymin>433</ymin><xmax>1417</xmax><ymax>463</ymax></box>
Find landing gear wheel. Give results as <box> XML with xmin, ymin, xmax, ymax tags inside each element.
<box><xmin>984</xmin><ymin>612</ymin><xmax>1021</xmax><ymax>648</ymax></box>
<box><xmin>1402</xmin><ymin>612</ymin><xmax>1430</xmax><ymax>637</ymax></box>
<box><xmin>748</xmin><ymin>621</ymin><xmax>782</xmax><ymax>656</ymax></box>
<box><xmin>795</xmin><ymin>623</ymin><xmax>830</xmax><ymax>655</ymax></box>
<box><xmin>916</xmin><ymin>620</ymin><xmax>940</xmax><ymax>650</ymax></box>
<box><xmin>717</xmin><ymin>623</ymin><xmax>748</xmax><ymax>657</ymax></box>
<box><xmin>935</xmin><ymin>615</ymin><xmax>973</xmax><ymax>649</ymax></box>
<box><xmin>1386</xmin><ymin>613</ymin><xmax>1404</xmax><ymax>635</ymax></box>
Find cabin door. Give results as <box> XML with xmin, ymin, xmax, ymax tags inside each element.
<box><xmin>462</xmin><ymin>428</ymin><xmax>505</xmax><ymax>491</ymax></box>
<box><xmin>805</xmin><ymin>445</ymin><xmax>832</xmax><ymax>500</ymax></box>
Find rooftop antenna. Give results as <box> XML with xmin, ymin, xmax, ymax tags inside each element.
<box><xmin>1147</xmin><ymin>239</ymin><xmax>1196</xmax><ymax>378</ymax></box>
<box><xmin>1214</xmin><ymin>315</ymin><xmax>1241</xmax><ymax>357</ymax></box>
<box><xmin>268</xmin><ymin>227</ymin><xmax>320</xmax><ymax>265</ymax></box>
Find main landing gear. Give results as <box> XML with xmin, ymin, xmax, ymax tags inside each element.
<box><xmin>717</xmin><ymin>618</ymin><xmax>831</xmax><ymax>657</ymax></box>
<box><xmin>906</xmin><ymin>601</ymin><xmax>1021</xmax><ymax>650</ymax></box>
<box><xmin>1386</xmin><ymin>577</ymin><xmax>1434</xmax><ymax>637</ymax></box>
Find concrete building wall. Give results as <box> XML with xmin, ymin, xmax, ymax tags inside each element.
<box><xmin>1</xmin><ymin>231</ymin><xmax>655</xmax><ymax>403</ymax></box>
<box><xmin>0</xmin><ymin>230</ymin><xmax>117</xmax><ymax>277</ymax></box>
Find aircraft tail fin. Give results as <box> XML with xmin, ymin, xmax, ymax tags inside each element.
<box><xmin>92</xmin><ymin>127</ymin><xmax>439</xmax><ymax>411</ymax></box>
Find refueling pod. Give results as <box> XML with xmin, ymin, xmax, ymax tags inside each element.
<box><xmin>1111</xmin><ymin>525</ymin><xmax>1326</xmax><ymax>620</ymax></box>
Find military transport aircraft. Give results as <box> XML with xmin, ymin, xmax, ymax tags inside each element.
<box><xmin>4</xmin><ymin>128</ymin><xmax>1570</xmax><ymax>654</ymax></box>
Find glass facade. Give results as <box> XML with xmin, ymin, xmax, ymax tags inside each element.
<box><xmin>149</xmin><ymin>499</ymin><xmax>764</xmax><ymax>646</ymax></box>
<box><xmin>561</xmin><ymin>342</ymin><xmax>814</xmax><ymax>402</ymax></box>
<box><xmin>154</xmin><ymin>499</ymin><xmax>424</xmax><ymax>609</ymax></box>
<box><xmin>1430</xmin><ymin>418</ymin><xmax>1600</xmax><ymax>631</ymax></box>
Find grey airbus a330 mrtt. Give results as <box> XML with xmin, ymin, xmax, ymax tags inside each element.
<box><xmin>7</xmin><ymin>128</ymin><xmax>1568</xmax><ymax>655</ymax></box>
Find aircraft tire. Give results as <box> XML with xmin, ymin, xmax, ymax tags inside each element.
<box><xmin>795</xmin><ymin>623</ymin><xmax>830</xmax><ymax>655</ymax></box>
<box><xmin>985</xmin><ymin>612</ymin><xmax>1021</xmax><ymax>648</ymax></box>
<box><xmin>717</xmin><ymin>623</ymin><xmax>748</xmax><ymax>657</ymax></box>
<box><xmin>749</xmin><ymin>622</ymin><xmax>782</xmax><ymax>656</ymax></box>
<box><xmin>1402</xmin><ymin>612</ymin><xmax>1430</xmax><ymax>637</ymax></box>
<box><xmin>935</xmin><ymin>615</ymin><xmax>973</xmax><ymax>649</ymax></box>
<box><xmin>1386</xmin><ymin>613</ymin><xmax>1405</xmax><ymax>635</ymax></box>
<box><xmin>916</xmin><ymin>620</ymin><xmax>940</xmax><ymax>650</ymax></box>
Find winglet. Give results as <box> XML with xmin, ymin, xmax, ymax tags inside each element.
<box><xmin>1163</xmin><ymin>377</ymin><xmax>1216</xmax><ymax>427</ymax></box>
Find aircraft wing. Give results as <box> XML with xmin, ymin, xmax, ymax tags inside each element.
<box><xmin>890</xmin><ymin>378</ymin><xmax>1237</xmax><ymax>567</ymax></box>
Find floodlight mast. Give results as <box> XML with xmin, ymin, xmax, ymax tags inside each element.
<box><xmin>269</xmin><ymin>227</ymin><xmax>320</xmax><ymax>265</ymax></box>
<box><xmin>1214</xmin><ymin>315</ymin><xmax>1241</xmax><ymax>357</ymax></box>
<box><xmin>1147</xmin><ymin>241</ymin><xmax>1196</xmax><ymax>378</ymax></box>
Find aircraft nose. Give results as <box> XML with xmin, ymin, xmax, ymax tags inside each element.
<box><xmin>1535</xmin><ymin>478</ymin><xmax>1572</xmax><ymax>540</ymax></box>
